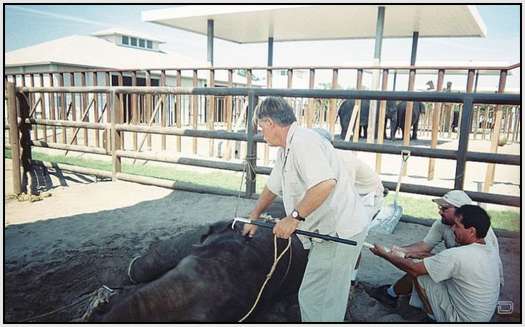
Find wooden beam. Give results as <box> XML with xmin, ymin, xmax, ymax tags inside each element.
<box><xmin>208</xmin><ymin>69</ymin><xmax>216</xmax><ymax>157</ymax></box>
<box><xmin>225</xmin><ymin>69</ymin><xmax>234</xmax><ymax>161</ymax></box>
<box><xmin>350</xmin><ymin>69</ymin><xmax>363</xmax><ymax>142</ymax></box>
<box><xmin>402</xmin><ymin>68</ymin><xmax>416</xmax><ymax>176</ymax></box>
<box><xmin>93</xmin><ymin>72</ymin><xmax>100</xmax><ymax>148</ymax></box>
<box><xmin>307</xmin><ymin>68</ymin><xmax>315</xmax><ymax>128</ymax></box>
<box><xmin>175</xmin><ymin>69</ymin><xmax>182</xmax><ymax>153</ymax></box>
<box><xmin>161</xmin><ymin>70</ymin><xmax>167</xmax><ymax>151</ymax></box>
<box><xmin>192</xmin><ymin>70</ymin><xmax>199</xmax><ymax>155</ymax></box>
<box><xmin>48</xmin><ymin>73</ymin><xmax>57</xmax><ymax>143</ymax></box>
<box><xmin>70</xmin><ymin>72</ymin><xmax>77</xmax><ymax>145</ymax></box>
<box><xmin>375</xmin><ymin>69</ymin><xmax>389</xmax><ymax>173</ymax></box>
<box><xmin>329</xmin><ymin>68</ymin><xmax>338</xmax><ymax>134</ymax></box>
<box><xmin>483</xmin><ymin>70</ymin><xmax>507</xmax><ymax>191</ymax></box>
<box><xmin>427</xmin><ymin>69</ymin><xmax>445</xmax><ymax>180</ymax></box>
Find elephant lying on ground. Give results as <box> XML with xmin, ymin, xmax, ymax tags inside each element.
<box><xmin>87</xmin><ymin>203</ymin><xmax>308</xmax><ymax>322</ymax></box>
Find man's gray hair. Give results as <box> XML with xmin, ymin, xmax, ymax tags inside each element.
<box><xmin>253</xmin><ymin>97</ymin><xmax>297</xmax><ymax>126</ymax></box>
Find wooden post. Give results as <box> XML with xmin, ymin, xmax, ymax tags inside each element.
<box><xmin>192</xmin><ymin>70</ymin><xmax>199</xmax><ymax>155</ymax></box>
<box><xmin>59</xmin><ymin>73</ymin><xmax>66</xmax><ymax>144</ymax></box>
<box><xmin>69</xmin><ymin>73</ymin><xmax>77</xmax><ymax>145</ymax></box>
<box><xmin>93</xmin><ymin>72</ymin><xmax>100</xmax><ymax>148</ymax></box>
<box><xmin>104</xmin><ymin>72</ymin><xmax>111</xmax><ymax>153</ymax></box>
<box><xmin>307</xmin><ymin>68</ymin><xmax>315</xmax><ymax>128</ymax></box>
<box><xmin>350</xmin><ymin>69</ymin><xmax>363</xmax><ymax>142</ymax></box>
<box><xmin>402</xmin><ymin>68</ymin><xmax>416</xmax><ymax>176</ymax></box>
<box><xmin>329</xmin><ymin>69</ymin><xmax>338</xmax><ymax>134</ymax></box>
<box><xmin>117</xmin><ymin>72</ymin><xmax>126</xmax><ymax>150</ymax></box>
<box><xmin>375</xmin><ymin>69</ymin><xmax>389</xmax><ymax>173</ymax></box>
<box><xmin>208</xmin><ymin>69</ymin><xmax>216</xmax><ymax>157</ymax></box>
<box><xmin>483</xmin><ymin>70</ymin><xmax>507</xmax><ymax>191</ymax></box>
<box><xmin>240</xmin><ymin>69</ymin><xmax>253</xmax><ymax>160</ymax></box>
<box><xmin>427</xmin><ymin>69</ymin><xmax>445</xmax><ymax>180</ymax></box>
<box><xmin>39</xmin><ymin>73</ymin><xmax>47</xmax><ymax>141</ymax></box>
<box><xmin>48</xmin><ymin>73</ymin><xmax>57</xmax><ymax>143</ymax></box>
<box><xmin>161</xmin><ymin>70</ymin><xmax>167</xmax><ymax>151</ymax></box>
<box><xmin>131</xmin><ymin>71</ymin><xmax>138</xmax><ymax>151</ymax></box>
<box><xmin>461</xmin><ymin>69</ymin><xmax>476</xmax><ymax>140</ymax></box>
<box><xmin>145</xmin><ymin>70</ymin><xmax>151</xmax><ymax>150</ymax></box>
<box><xmin>175</xmin><ymin>70</ymin><xmax>182</xmax><ymax>152</ymax></box>
<box><xmin>111</xmin><ymin>91</ymin><xmax>121</xmax><ymax>180</ymax></box>
<box><xmin>225</xmin><ymin>69</ymin><xmax>234</xmax><ymax>161</ymax></box>
<box><xmin>28</xmin><ymin>74</ymin><xmax>38</xmax><ymax>141</ymax></box>
<box><xmin>7</xmin><ymin>82</ymin><xmax>22</xmax><ymax>195</ymax></box>
<box><xmin>263</xmin><ymin>68</ymin><xmax>272</xmax><ymax>165</ymax></box>
<box><xmin>81</xmin><ymin>72</ymin><xmax>89</xmax><ymax>146</ymax></box>
<box><xmin>472</xmin><ymin>104</ymin><xmax>479</xmax><ymax>139</ymax></box>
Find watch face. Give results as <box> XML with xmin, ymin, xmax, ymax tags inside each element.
<box><xmin>292</xmin><ymin>210</ymin><xmax>298</xmax><ymax>218</ymax></box>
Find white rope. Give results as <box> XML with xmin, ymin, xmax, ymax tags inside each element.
<box><xmin>238</xmin><ymin>235</ymin><xmax>292</xmax><ymax>322</ymax></box>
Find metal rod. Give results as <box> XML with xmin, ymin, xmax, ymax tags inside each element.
<box><xmin>18</xmin><ymin>86</ymin><xmax>520</xmax><ymax>105</ymax></box>
<box><xmin>7</xmin><ymin>63</ymin><xmax>520</xmax><ymax>75</ymax></box>
<box><xmin>245</xmin><ymin>92</ymin><xmax>257</xmax><ymax>197</ymax></box>
<box><xmin>234</xmin><ymin>217</ymin><xmax>358</xmax><ymax>246</ymax></box>
<box><xmin>455</xmin><ymin>96</ymin><xmax>474</xmax><ymax>189</ymax></box>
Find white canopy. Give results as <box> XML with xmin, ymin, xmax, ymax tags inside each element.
<box><xmin>142</xmin><ymin>5</ymin><xmax>487</xmax><ymax>44</ymax></box>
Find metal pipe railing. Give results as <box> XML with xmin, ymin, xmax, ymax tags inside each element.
<box><xmin>7</xmin><ymin>84</ymin><xmax>521</xmax><ymax>207</ymax></box>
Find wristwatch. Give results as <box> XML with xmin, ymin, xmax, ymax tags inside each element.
<box><xmin>291</xmin><ymin>209</ymin><xmax>305</xmax><ymax>221</ymax></box>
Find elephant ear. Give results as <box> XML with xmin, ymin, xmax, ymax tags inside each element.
<box><xmin>199</xmin><ymin>225</ymin><xmax>215</xmax><ymax>243</ymax></box>
<box><xmin>199</xmin><ymin>220</ymin><xmax>236</xmax><ymax>244</ymax></box>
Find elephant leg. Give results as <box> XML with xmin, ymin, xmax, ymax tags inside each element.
<box><xmin>390</xmin><ymin>122</ymin><xmax>397</xmax><ymax>140</ymax></box>
<box><xmin>412</xmin><ymin>117</ymin><xmax>419</xmax><ymax>140</ymax></box>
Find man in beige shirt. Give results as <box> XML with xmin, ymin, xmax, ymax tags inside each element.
<box><xmin>243</xmin><ymin>97</ymin><xmax>368</xmax><ymax>322</ymax></box>
<box><xmin>368</xmin><ymin>190</ymin><xmax>503</xmax><ymax>310</ymax></box>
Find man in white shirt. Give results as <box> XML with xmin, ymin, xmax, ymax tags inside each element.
<box><xmin>242</xmin><ymin>97</ymin><xmax>368</xmax><ymax>322</ymax></box>
<box><xmin>312</xmin><ymin>128</ymin><xmax>384</xmax><ymax>283</ymax></box>
<box><xmin>368</xmin><ymin>190</ymin><xmax>503</xmax><ymax>308</ymax></box>
<box><xmin>370</xmin><ymin>205</ymin><xmax>501</xmax><ymax>322</ymax></box>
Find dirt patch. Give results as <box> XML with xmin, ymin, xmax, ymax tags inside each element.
<box><xmin>4</xmin><ymin>167</ymin><xmax>521</xmax><ymax>322</ymax></box>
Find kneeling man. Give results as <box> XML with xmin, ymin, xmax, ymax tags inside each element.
<box><xmin>370</xmin><ymin>205</ymin><xmax>501</xmax><ymax>322</ymax></box>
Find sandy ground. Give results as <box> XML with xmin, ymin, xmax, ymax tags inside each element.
<box><xmin>3</xmin><ymin>162</ymin><xmax>521</xmax><ymax>322</ymax></box>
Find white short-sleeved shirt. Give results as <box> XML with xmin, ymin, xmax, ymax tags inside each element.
<box><xmin>338</xmin><ymin>150</ymin><xmax>384</xmax><ymax>197</ymax></box>
<box><xmin>423</xmin><ymin>243</ymin><xmax>501</xmax><ymax>322</ymax></box>
<box><xmin>266</xmin><ymin>123</ymin><xmax>368</xmax><ymax>249</ymax></box>
<box><xmin>423</xmin><ymin>220</ymin><xmax>504</xmax><ymax>285</ymax></box>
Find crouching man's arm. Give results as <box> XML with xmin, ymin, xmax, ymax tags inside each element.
<box><xmin>370</xmin><ymin>243</ymin><xmax>428</xmax><ymax>277</ymax></box>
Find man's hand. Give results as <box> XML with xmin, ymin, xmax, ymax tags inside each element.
<box><xmin>242</xmin><ymin>223</ymin><xmax>258</xmax><ymax>238</ymax></box>
<box><xmin>369</xmin><ymin>243</ymin><xmax>390</xmax><ymax>258</ymax></box>
<box><xmin>242</xmin><ymin>212</ymin><xmax>260</xmax><ymax>237</ymax></box>
<box><xmin>273</xmin><ymin>216</ymin><xmax>300</xmax><ymax>239</ymax></box>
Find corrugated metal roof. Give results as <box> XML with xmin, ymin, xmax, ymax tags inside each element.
<box><xmin>142</xmin><ymin>5</ymin><xmax>487</xmax><ymax>44</ymax></box>
<box><xmin>5</xmin><ymin>35</ymin><xmax>205</xmax><ymax>70</ymax></box>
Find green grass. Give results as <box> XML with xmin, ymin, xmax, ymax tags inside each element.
<box><xmin>4</xmin><ymin>147</ymin><xmax>267</xmax><ymax>194</ymax></box>
<box><xmin>4</xmin><ymin>148</ymin><xmax>519</xmax><ymax>231</ymax></box>
<box><xmin>384</xmin><ymin>193</ymin><xmax>520</xmax><ymax>232</ymax></box>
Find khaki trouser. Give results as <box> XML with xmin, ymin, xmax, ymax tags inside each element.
<box><xmin>298</xmin><ymin>230</ymin><xmax>366</xmax><ymax>322</ymax></box>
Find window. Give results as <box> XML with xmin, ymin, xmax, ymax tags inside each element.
<box><xmin>130</xmin><ymin>37</ymin><xmax>137</xmax><ymax>46</ymax></box>
<box><xmin>147</xmin><ymin>40</ymin><xmax>153</xmax><ymax>49</ymax></box>
<box><xmin>122</xmin><ymin>36</ymin><xmax>129</xmax><ymax>45</ymax></box>
<box><xmin>139</xmin><ymin>39</ymin><xmax>145</xmax><ymax>48</ymax></box>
